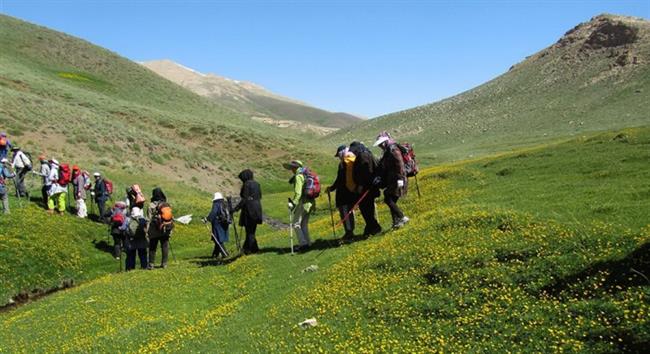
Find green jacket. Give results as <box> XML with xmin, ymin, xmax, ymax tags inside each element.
<box><xmin>291</xmin><ymin>168</ymin><xmax>314</xmax><ymax>213</ymax></box>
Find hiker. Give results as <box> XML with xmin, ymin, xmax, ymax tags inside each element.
<box><xmin>349</xmin><ymin>141</ymin><xmax>382</xmax><ymax>236</ymax></box>
<box><xmin>326</xmin><ymin>145</ymin><xmax>359</xmax><ymax>240</ymax></box>
<box><xmin>206</xmin><ymin>192</ymin><xmax>230</xmax><ymax>258</ymax></box>
<box><xmin>283</xmin><ymin>160</ymin><xmax>315</xmax><ymax>252</ymax></box>
<box><xmin>109</xmin><ymin>201</ymin><xmax>128</xmax><ymax>259</ymax></box>
<box><xmin>232</xmin><ymin>169</ymin><xmax>263</xmax><ymax>254</ymax></box>
<box><xmin>125</xmin><ymin>206</ymin><xmax>149</xmax><ymax>270</ymax></box>
<box><xmin>93</xmin><ymin>172</ymin><xmax>109</xmax><ymax>222</ymax></box>
<box><xmin>373</xmin><ymin>132</ymin><xmax>409</xmax><ymax>229</ymax></box>
<box><xmin>0</xmin><ymin>132</ymin><xmax>11</xmax><ymax>160</ymax></box>
<box><xmin>34</xmin><ymin>155</ymin><xmax>51</xmax><ymax>207</ymax></box>
<box><xmin>71</xmin><ymin>166</ymin><xmax>87</xmax><ymax>218</ymax></box>
<box><xmin>47</xmin><ymin>159</ymin><xmax>67</xmax><ymax>215</ymax></box>
<box><xmin>0</xmin><ymin>158</ymin><xmax>16</xmax><ymax>214</ymax></box>
<box><xmin>125</xmin><ymin>184</ymin><xmax>145</xmax><ymax>211</ymax></box>
<box><xmin>147</xmin><ymin>187</ymin><xmax>172</xmax><ymax>269</ymax></box>
<box><xmin>11</xmin><ymin>146</ymin><xmax>31</xmax><ymax>198</ymax></box>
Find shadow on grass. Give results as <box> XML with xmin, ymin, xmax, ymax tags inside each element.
<box><xmin>540</xmin><ymin>241</ymin><xmax>650</xmax><ymax>299</ymax></box>
<box><xmin>92</xmin><ymin>240</ymin><xmax>114</xmax><ymax>255</ymax></box>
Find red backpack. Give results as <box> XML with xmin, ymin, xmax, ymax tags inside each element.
<box><xmin>57</xmin><ymin>164</ymin><xmax>72</xmax><ymax>186</ymax></box>
<box><xmin>397</xmin><ymin>143</ymin><xmax>419</xmax><ymax>177</ymax></box>
<box><xmin>104</xmin><ymin>179</ymin><xmax>114</xmax><ymax>195</ymax></box>
<box><xmin>302</xmin><ymin>168</ymin><xmax>321</xmax><ymax>199</ymax></box>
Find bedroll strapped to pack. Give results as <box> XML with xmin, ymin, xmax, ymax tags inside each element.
<box><xmin>131</xmin><ymin>184</ymin><xmax>146</xmax><ymax>207</ymax></box>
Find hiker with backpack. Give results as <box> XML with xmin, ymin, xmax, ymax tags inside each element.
<box><xmin>0</xmin><ymin>158</ymin><xmax>16</xmax><ymax>214</ymax></box>
<box><xmin>349</xmin><ymin>141</ymin><xmax>383</xmax><ymax>236</ymax></box>
<box><xmin>125</xmin><ymin>206</ymin><xmax>149</xmax><ymax>270</ymax></box>
<box><xmin>0</xmin><ymin>132</ymin><xmax>12</xmax><ymax>161</ymax></box>
<box><xmin>10</xmin><ymin>146</ymin><xmax>31</xmax><ymax>198</ymax></box>
<box><xmin>231</xmin><ymin>169</ymin><xmax>263</xmax><ymax>254</ymax></box>
<box><xmin>125</xmin><ymin>184</ymin><xmax>146</xmax><ymax>211</ymax></box>
<box><xmin>326</xmin><ymin>145</ymin><xmax>359</xmax><ymax>240</ymax></box>
<box><xmin>34</xmin><ymin>155</ymin><xmax>51</xmax><ymax>207</ymax></box>
<box><xmin>109</xmin><ymin>201</ymin><xmax>129</xmax><ymax>259</ymax></box>
<box><xmin>147</xmin><ymin>187</ymin><xmax>173</xmax><ymax>269</ymax></box>
<box><xmin>373</xmin><ymin>132</ymin><xmax>410</xmax><ymax>229</ymax></box>
<box><xmin>47</xmin><ymin>159</ymin><xmax>68</xmax><ymax>215</ymax></box>
<box><xmin>71</xmin><ymin>166</ymin><xmax>88</xmax><ymax>218</ymax></box>
<box><xmin>283</xmin><ymin>160</ymin><xmax>318</xmax><ymax>252</ymax></box>
<box><xmin>93</xmin><ymin>172</ymin><xmax>110</xmax><ymax>223</ymax></box>
<box><xmin>205</xmin><ymin>192</ymin><xmax>230</xmax><ymax>258</ymax></box>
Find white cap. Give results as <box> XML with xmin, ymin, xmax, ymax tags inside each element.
<box><xmin>131</xmin><ymin>207</ymin><xmax>144</xmax><ymax>218</ymax></box>
<box><xmin>0</xmin><ymin>158</ymin><xmax>8</xmax><ymax>164</ymax></box>
<box><xmin>93</xmin><ymin>172</ymin><xmax>101</xmax><ymax>177</ymax></box>
<box><xmin>50</xmin><ymin>159</ymin><xmax>60</xmax><ymax>165</ymax></box>
<box><xmin>373</xmin><ymin>136</ymin><xmax>390</xmax><ymax>147</ymax></box>
<box><xmin>213</xmin><ymin>192</ymin><xmax>224</xmax><ymax>201</ymax></box>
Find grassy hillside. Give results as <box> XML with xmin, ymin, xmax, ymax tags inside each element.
<box><xmin>328</xmin><ymin>14</ymin><xmax>650</xmax><ymax>165</ymax></box>
<box><xmin>2</xmin><ymin>126</ymin><xmax>648</xmax><ymax>352</ymax></box>
<box><xmin>142</xmin><ymin>59</ymin><xmax>363</xmax><ymax>131</ymax></box>
<box><xmin>0</xmin><ymin>15</ymin><xmax>333</xmax><ymax>192</ymax></box>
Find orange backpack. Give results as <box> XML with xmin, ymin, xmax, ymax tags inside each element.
<box><xmin>157</xmin><ymin>202</ymin><xmax>174</xmax><ymax>234</ymax></box>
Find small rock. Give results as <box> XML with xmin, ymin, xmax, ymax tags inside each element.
<box><xmin>302</xmin><ymin>265</ymin><xmax>319</xmax><ymax>273</ymax></box>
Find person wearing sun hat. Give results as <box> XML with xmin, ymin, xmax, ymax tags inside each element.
<box><xmin>206</xmin><ymin>192</ymin><xmax>230</xmax><ymax>258</ymax></box>
<box><xmin>46</xmin><ymin>159</ymin><xmax>67</xmax><ymax>215</ymax></box>
<box><xmin>325</xmin><ymin>145</ymin><xmax>359</xmax><ymax>240</ymax></box>
<box><xmin>10</xmin><ymin>146</ymin><xmax>31</xmax><ymax>198</ymax></box>
<box><xmin>34</xmin><ymin>154</ymin><xmax>51</xmax><ymax>207</ymax></box>
<box><xmin>0</xmin><ymin>157</ymin><xmax>16</xmax><ymax>214</ymax></box>
<box><xmin>373</xmin><ymin>131</ymin><xmax>409</xmax><ymax>229</ymax></box>
<box><xmin>283</xmin><ymin>159</ymin><xmax>314</xmax><ymax>252</ymax></box>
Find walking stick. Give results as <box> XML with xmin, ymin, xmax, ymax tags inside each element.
<box><xmin>327</xmin><ymin>190</ymin><xmax>336</xmax><ymax>238</ymax></box>
<box><xmin>205</xmin><ymin>224</ymin><xmax>228</xmax><ymax>258</ymax></box>
<box><xmin>336</xmin><ymin>189</ymin><xmax>369</xmax><ymax>227</ymax></box>
<box><xmin>288</xmin><ymin>208</ymin><xmax>294</xmax><ymax>255</ymax></box>
<box><xmin>414</xmin><ymin>174</ymin><xmax>421</xmax><ymax>198</ymax></box>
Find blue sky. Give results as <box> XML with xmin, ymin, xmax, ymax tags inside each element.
<box><xmin>1</xmin><ymin>0</ymin><xmax>648</xmax><ymax>117</ymax></box>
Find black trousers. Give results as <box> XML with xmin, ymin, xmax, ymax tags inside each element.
<box><xmin>41</xmin><ymin>185</ymin><xmax>50</xmax><ymax>206</ymax></box>
<box><xmin>126</xmin><ymin>248</ymin><xmax>148</xmax><ymax>270</ymax></box>
<box><xmin>243</xmin><ymin>223</ymin><xmax>259</xmax><ymax>253</ymax></box>
<box><xmin>359</xmin><ymin>193</ymin><xmax>381</xmax><ymax>234</ymax></box>
<box><xmin>384</xmin><ymin>191</ymin><xmax>404</xmax><ymax>225</ymax></box>
<box><xmin>149</xmin><ymin>237</ymin><xmax>169</xmax><ymax>266</ymax></box>
<box><xmin>97</xmin><ymin>199</ymin><xmax>107</xmax><ymax>223</ymax></box>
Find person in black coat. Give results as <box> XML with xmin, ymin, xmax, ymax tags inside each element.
<box><xmin>349</xmin><ymin>141</ymin><xmax>382</xmax><ymax>236</ymax></box>
<box><xmin>232</xmin><ymin>169</ymin><xmax>263</xmax><ymax>254</ymax></box>
<box><xmin>326</xmin><ymin>145</ymin><xmax>359</xmax><ymax>239</ymax></box>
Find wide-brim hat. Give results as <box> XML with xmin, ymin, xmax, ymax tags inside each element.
<box><xmin>93</xmin><ymin>172</ymin><xmax>101</xmax><ymax>177</ymax></box>
<box><xmin>213</xmin><ymin>192</ymin><xmax>224</xmax><ymax>201</ymax></box>
<box><xmin>282</xmin><ymin>160</ymin><xmax>303</xmax><ymax>170</ymax></box>
<box><xmin>11</xmin><ymin>146</ymin><xmax>20</xmax><ymax>151</ymax></box>
<box><xmin>373</xmin><ymin>136</ymin><xmax>390</xmax><ymax>147</ymax></box>
<box><xmin>50</xmin><ymin>159</ymin><xmax>60</xmax><ymax>165</ymax></box>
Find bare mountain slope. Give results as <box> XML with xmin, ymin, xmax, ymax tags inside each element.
<box><xmin>142</xmin><ymin>60</ymin><xmax>362</xmax><ymax>132</ymax></box>
<box><xmin>330</xmin><ymin>14</ymin><xmax>650</xmax><ymax>164</ymax></box>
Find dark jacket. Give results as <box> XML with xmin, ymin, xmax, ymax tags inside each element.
<box><xmin>378</xmin><ymin>144</ymin><xmax>407</xmax><ymax>197</ymax></box>
<box><xmin>350</xmin><ymin>142</ymin><xmax>380</xmax><ymax>198</ymax></box>
<box><xmin>94</xmin><ymin>178</ymin><xmax>108</xmax><ymax>202</ymax></box>
<box><xmin>207</xmin><ymin>199</ymin><xmax>230</xmax><ymax>243</ymax></box>
<box><xmin>234</xmin><ymin>169</ymin><xmax>263</xmax><ymax>226</ymax></box>
<box><xmin>329</xmin><ymin>163</ymin><xmax>357</xmax><ymax>207</ymax></box>
<box><xmin>125</xmin><ymin>216</ymin><xmax>149</xmax><ymax>250</ymax></box>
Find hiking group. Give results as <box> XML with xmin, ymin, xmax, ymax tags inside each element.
<box><xmin>2</xmin><ymin>129</ymin><xmax>417</xmax><ymax>264</ymax></box>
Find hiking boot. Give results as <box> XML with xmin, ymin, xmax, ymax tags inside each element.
<box><xmin>146</xmin><ymin>264</ymin><xmax>154</xmax><ymax>270</ymax></box>
<box><xmin>393</xmin><ymin>216</ymin><xmax>410</xmax><ymax>229</ymax></box>
<box><xmin>364</xmin><ymin>226</ymin><xmax>382</xmax><ymax>237</ymax></box>
<box><xmin>47</xmin><ymin>209</ymin><xmax>54</xmax><ymax>215</ymax></box>
<box><xmin>161</xmin><ymin>263</ymin><xmax>168</xmax><ymax>269</ymax></box>
<box><xmin>342</xmin><ymin>231</ymin><xmax>355</xmax><ymax>240</ymax></box>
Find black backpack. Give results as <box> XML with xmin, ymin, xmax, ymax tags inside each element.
<box><xmin>216</xmin><ymin>200</ymin><xmax>232</xmax><ymax>224</ymax></box>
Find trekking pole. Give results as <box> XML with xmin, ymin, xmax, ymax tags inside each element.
<box><xmin>204</xmin><ymin>224</ymin><xmax>228</xmax><ymax>258</ymax></box>
<box><xmin>336</xmin><ymin>189</ymin><xmax>369</xmax><ymax>228</ymax></box>
<box><xmin>288</xmin><ymin>208</ymin><xmax>294</xmax><ymax>255</ymax></box>
<box><xmin>327</xmin><ymin>190</ymin><xmax>336</xmax><ymax>238</ymax></box>
<box><xmin>414</xmin><ymin>174</ymin><xmax>421</xmax><ymax>199</ymax></box>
